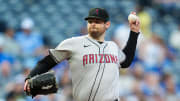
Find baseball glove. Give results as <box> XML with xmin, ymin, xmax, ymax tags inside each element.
<box><xmin>25</xmin><ymin>72</ymin><xmax>58</xmax><ymax>98</ymax></box>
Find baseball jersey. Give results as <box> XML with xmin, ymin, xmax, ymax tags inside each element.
<box><xmin>49</xmin><ymin>35</ymin><xmax>126</xmax><ymax>101</ymax></box>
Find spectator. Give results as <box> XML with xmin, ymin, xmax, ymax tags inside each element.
<box><xmin>131</xmin><ymin>62</ymin><xmax>144</xmax><ymax>81</ymax></box>
<box><xmin>0</xmin><ymin>19</ymin><xmax>7</xmax><ymax>33</ymax></box>
<box><xmin>136</xmin><ymin>5</ymin><xmax>152</xmax><ymax>38</ymax></box>
<box><xmin>169</xmin><ymin>24</ymin><xmax>180</xmax><ymax>51</ymax></box>
<box><xmin>0</xmin><ymin>28</ymin><xmax>16</xmax><ymax>64</ymax></box>
<box><xmin>137</xmin><ymin>34</ymin><xmax>167</xmax><ymax>73</ymax></box>
<box><xmin>5</xmin><ymin>91</ymin><xmax>16</xmax><ymax>101</ymax></box>
<box><xmin>15</xmin><ymin>18</ymin><xmax>45</xmax><ymax>69</ymax></box>
<box><xmin>162</xmin><ymin>73</ymin><xmax>179</xmax><ymax>101</ymax></box>
<box><xmin>112</xmin><ymin>21</ymin><xmax>144</xmax><ymax>49</ymax></box>
<box><xmin>0</xmin><ymin>61</ymin><xmax>13</xmax><ymax>98</ymax></box>
<box><xmin>15</xmin><ymin>18</ymin><xmax>45</xmax><ymax>57</ymax></box>
<box><xmin>1</xmin><ymin>28</ymin><xmax>20</xmax><ymax>57</ymax></box>
<box><xmin>140</xmin><ymin>72</ymin><xmax>164</xmax><ymax>101</ymax></box>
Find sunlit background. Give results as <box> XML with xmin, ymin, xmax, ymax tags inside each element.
<box><xmin>0</xmin><ymin>0</ymin><xmax>180</xmax><ymax>101</ymax></box>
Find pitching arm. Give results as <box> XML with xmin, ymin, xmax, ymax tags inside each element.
<box><xmin>26</xmin><ymin>50</ymin><xmax>71</xmax><ymax>80</ymax></box>
<box><xmin>120</xmin><ymin>31</ymin><xmax>139</xmax><ymax>68</ymax></box>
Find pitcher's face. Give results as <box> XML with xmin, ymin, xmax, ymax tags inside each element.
<box><xmin>87</xmin><ymin>19</ymin><xmax>110</xmax><ymax>39</ymax></box>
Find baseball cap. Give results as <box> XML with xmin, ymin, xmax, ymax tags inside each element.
<box><xmin>21</xmin><ymin>18</ymin><xmax>34</xmax><ymax>29</ymax></box>
<box><xmin>85</xmin><ymin>8</ymin><xmax>109</xmax><ymax>22</ymax></box>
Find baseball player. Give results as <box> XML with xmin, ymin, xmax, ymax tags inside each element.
<box><xmin>24</xmin><ymin>8</ymin><xmax>140</xmax><ymax>101</ymax></box>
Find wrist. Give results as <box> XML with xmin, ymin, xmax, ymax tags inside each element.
<box><xmin>130</xmin><ymin>30</ymin><xmax>140</xmax><ymax>34</ymax></box>
<box><xmin>25</xmin><ymin>75</ymin><xmax>31</xmax><ymax>82</ymax></box>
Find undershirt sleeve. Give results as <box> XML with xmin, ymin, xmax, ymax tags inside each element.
<box><xmin>120</xmin><ymin>31</ymin><xmax>139</xmax><ymax>68</ymax></box>
<box><xmin>26</xmin><ymin>38</ymin><xmax>73</xmax><ymax>80</ymax></box>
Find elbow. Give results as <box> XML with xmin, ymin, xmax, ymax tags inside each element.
<box><xmin>120</xmin><ymin>54</ymin><xmax>135</xmax><ymax>68</ymax></box>
<box><xmin>121</xmin><ymin>63</ymin><xmax>131</xmax><ymax>68</ymax></box>
<box><xmin>120</xmin><ymin>61</ymin><xmax>132</xmax><ymax>68</ymax></box>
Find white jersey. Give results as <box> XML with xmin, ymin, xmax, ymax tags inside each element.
<box><xmin>49</xmin><ymin>35</ymin><xmax>126</xmax><ymax>101</ymax></box>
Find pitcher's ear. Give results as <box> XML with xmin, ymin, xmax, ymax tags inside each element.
<box><xmin>105</xmin><ymin>21</ymin><xmax>111</xmax><ymax>29</ymax></box>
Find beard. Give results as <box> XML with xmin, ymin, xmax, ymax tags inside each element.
<box><xmin>88</xmin><ymin>27</ymin><xmax>105</xmax><ymax>39</ymax></box>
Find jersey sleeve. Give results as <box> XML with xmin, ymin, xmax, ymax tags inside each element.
<box><xmin>110</xmin><ymin>41</ymin><xmax>126</xmax><ymax>64</ymax></box>
<box><xmin>49</xmin><ymin>38</ymin><xmax>73</xmax><ymax>63</ymax></box>
<box><xmin>118</xmin><ymin>49</ymin><xmax>126</xmax><ymax>64</ymax></box>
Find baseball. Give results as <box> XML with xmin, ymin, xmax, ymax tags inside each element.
<box><xmin>128</xmin><ymin>14</ymin><xmax>137</xmax><ymax>22</ymax></box>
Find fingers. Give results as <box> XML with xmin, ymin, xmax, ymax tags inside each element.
<box><xmin>128</xmin><ymin>12</ymin><xmax>139</xmax><ymax>24</ymax></box>
<box><xmin>24</xmin><ymin>80</ymin><xmax>30</xmax><ymax>92</ymax></box>
<box><xmin>129</xmin><ymin>20</ymin><xmax>140</xmax><ymax>33</ymax></box>
<box><xmin>24</xmin><ymin>81</ymin><xmax>28</xmax><ymax>91</ymax></box>
<box><xmin>130</xmin><ymin>19</ymin><xmax>140</xmax><ymax>27</ymax></box>
<box><xmin>131</xmin><ymin>11</ymin><xmax>136</xmax><ymax>15</ymax></box>
<box><xmin>135</xmin><ymin>17</ymin><xmax>140</xmax><ymax>26</ymax></box>
<box><xmin>127</xmin><ymin>11</ymin><xmax>140</xmax><ymax>33</ymax></box>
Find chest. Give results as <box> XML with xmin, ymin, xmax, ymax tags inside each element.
<box><xmin>70</xmin><ymin>41</ymin><xmax>119</xmax><ymax>67</ymax></box>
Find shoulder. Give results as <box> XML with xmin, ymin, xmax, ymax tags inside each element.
<box><xmin>31</xmin><ymin>31</ymin><xmax>42</xmax><ymax>37</ymax></box>
<box><xmin>106</xmin><ymin>41</ymin><xmax>119</xmax><ymax>48</ymax></box>
<box><xmin>15</xmin><ymin>32</ymin><xmax>23</xmax><ymax>37</ymax></box>
<box><xmin>61</xmin><ymin>35</ymin><xmax>86</xmax><ymax>44</ymax></box>
<box><xmin>55</xmin><ymin>35</ymin><xmax>86</xmax><ymax>50</ymax></box>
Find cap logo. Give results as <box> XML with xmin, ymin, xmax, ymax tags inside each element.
<box><xmin>96</xmin><ymin>9</ymin><xmax>99</xmax><ymax>15</ymax></box>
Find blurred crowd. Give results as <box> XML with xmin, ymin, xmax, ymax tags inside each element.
<box><xmin>0</xmin><ymin>0</ymin><xmax>180</xmax><ymax>101</ymax></box>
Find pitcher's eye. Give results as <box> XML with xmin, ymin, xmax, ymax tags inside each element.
<box><xmin>95</xmin><ymin>21</ymin><xmax>101</xmax><ymax>24</ymax></box>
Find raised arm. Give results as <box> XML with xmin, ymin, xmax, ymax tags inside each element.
<box><xmin>121</xmin><ymin>12</ymin><xmax>140</xmax><ymax>68</ymax></box>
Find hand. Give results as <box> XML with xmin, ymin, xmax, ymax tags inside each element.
<box><xmin>24</xmin><ymin>80</ymin><xmax>30</xmax><ymax>93</ymax></box>
<box><xmin>128</xmin><ymin>12</ymin><xmax>140</xmax><ymax>33</ymax></box>
<box><xmin>24</xmin><ymin>72</ymin><xmax>58</xmax><ymax>97</ymax></box>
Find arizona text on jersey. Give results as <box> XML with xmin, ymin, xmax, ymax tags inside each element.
<box><xmin>49</xmin><ymin>35</ymin><xmax>125</xmax><ymax>101</ymax></box>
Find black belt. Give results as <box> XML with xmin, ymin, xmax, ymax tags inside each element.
<box><xmin>114</xmin><ymin>99</ymin><xmax>118</xmax><ymax>101</ymax></box>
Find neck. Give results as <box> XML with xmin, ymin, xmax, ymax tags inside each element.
<box><xmin>88</xmin><ymin>33</ymin><xmax>105</xmax><ymax>42</ymax></box>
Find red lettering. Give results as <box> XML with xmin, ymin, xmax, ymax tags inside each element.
<box><xmin>110</xmin><ymin>54</ymin><xmax>115</xmax><ymax>63</ymax></box>
<box><xmin>105</xmin><ymin>54</ymin><xmax>110</xmax><ymax>63</ymax></box>
<box><xmin>115</xmin><ymin>56</ymin><xmax>118</xmax><ymax>63</ymax></box>
<box><xmin>89</xmin><ymin>54</ymin><xmax>94</xmax><ymax>64</ymax></box>
<box><xmin>83</xmin><ymin>55</ymin><xmax>88</xmax><ymax>66</ymax></box>
<box><xmin>83</xmin><ymin>54</ymin><xmax>118</xmax><ymax>65</ymax></box>
<box><xmin>95</xmin><ymin>54</ymin><xmax>98</xmax><ymax>63</ymax></box>
<box><xmin>99</xmin><ymin>54</ymin><xmax>104</xmax><ymax>63</ymax></box>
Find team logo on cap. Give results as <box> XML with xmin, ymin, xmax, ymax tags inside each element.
<box><xmin>96</xmin><ymin>9</ymin><xmax>99</xmax><ymax>15</ymax></box>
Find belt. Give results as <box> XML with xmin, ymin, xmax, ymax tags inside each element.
<box><xmin>114</xmin><ymin>99</ymin><xmax>118</xmax><ymax>101</ymax></box>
